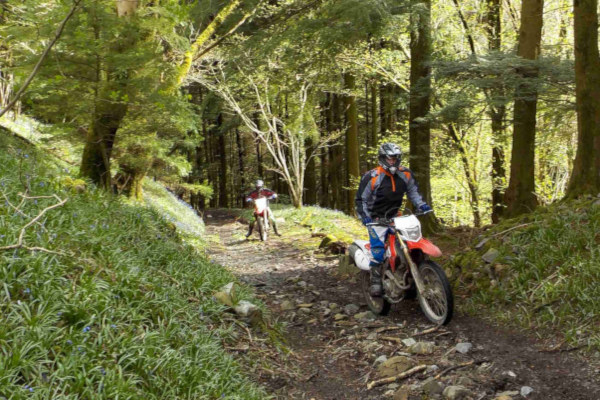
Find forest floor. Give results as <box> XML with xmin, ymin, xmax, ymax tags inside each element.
<box><xmin>205</xmin><ymin>209</ymin><xmax>600</xmax><ymax>400</ymax></box>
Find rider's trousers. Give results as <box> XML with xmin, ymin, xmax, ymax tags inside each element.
<box><xmin>367</xmin><ymin>225</ymin><xmax>390</xmax><ymax>266</ymax></box>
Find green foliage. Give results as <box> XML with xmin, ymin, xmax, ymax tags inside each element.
<box><xmin>0</xmin><ymin>130</ymin><xmax>267</xmax><ymax>398</ymax></box>
<box><xmin>3</xmin><ymin>0</ymin><xmax>201</xmax><ymax>181</ymax></box>
<box><xmin>454</xmin><ymin>197</ymin><xmax>600</xmax><ymax>348</ymax></box>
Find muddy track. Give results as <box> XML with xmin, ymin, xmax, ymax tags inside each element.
<box><xmin>205</xmin><ymin>209</ymin><xmax>600</xmax><ymax>400</ymax></box>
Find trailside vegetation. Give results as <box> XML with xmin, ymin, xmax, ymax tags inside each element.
<box><xmin>0</xmin><ymin>129</ymin><xmax>267</xmax><ymax>398</ymax></box>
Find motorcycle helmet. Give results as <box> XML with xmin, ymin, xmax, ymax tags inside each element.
<box><xmin>255</xmin><ymin>179</ymin><xmax>264</xmax><ymax>189</ymax></box>
<box><xmin>378</xmin><ymin>142</ymin><xmax>402</xmax><ymax>174</ymax></box>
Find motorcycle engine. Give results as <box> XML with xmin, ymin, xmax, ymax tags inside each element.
<box><xmin>383</xmin><ymin>266</ymin><xmax>408</xmax><ymax>301</ymax></box>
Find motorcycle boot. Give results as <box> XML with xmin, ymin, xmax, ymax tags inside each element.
<box><xmin>245</xmin><ymin>220</ymin><xmax>255</xmax><ymax>239</ymax></box>
<box><xmin>273</xmin><ymin>221</ymin><xmax>282</xmax><ymax>237</ymax></box>
<box><xmin>369</xmin><ymin>263</ymin><xmax>383</xmax><ymax>297</ymax></box>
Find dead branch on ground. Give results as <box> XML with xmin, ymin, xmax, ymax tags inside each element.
<box><xmin>367</xmin><ymin>364</ymin><xmax>428</xmax><ymax>389</ymax></box>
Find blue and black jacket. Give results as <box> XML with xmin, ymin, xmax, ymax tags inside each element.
<box><xmin>354</xmin><ymin>166</ymin><xmax>426</xmax><ymax>220</ymax></box>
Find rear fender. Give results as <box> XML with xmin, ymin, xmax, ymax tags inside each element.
<box><xmin>349</xmin><ymin>241</ymin><xmax>371</xmax><ymax>271</ymax></box>
<box><xmin>407</xmin><ymin>238</ymin><xmax>442</xmax><ymax>258</ymax></box>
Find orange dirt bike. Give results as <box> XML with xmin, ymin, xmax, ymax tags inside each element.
<box><xmin>252</xmin><ymin>196</ymin><xmax>272</xmax><ymax>242</ymax></box>
<box><xmin>348</xmin><ymin>209</ymin><xmax>453</xmax><ymax>325</ymax></box>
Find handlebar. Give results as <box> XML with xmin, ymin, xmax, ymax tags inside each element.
<box><xmin>366</xmin><ymin>210</ymin><xmax>432</xmax><ymax>227</ymax></box>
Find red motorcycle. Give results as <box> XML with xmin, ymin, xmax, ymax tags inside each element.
<box><xmin>348</xmin><ymin>210</ymin><xmax>453</xmax><ymax>325</ymax></box>
<box><xmin>252</xmin><ymin>196</ymin><xmax>271</xmax><ymax>242</ymax></box>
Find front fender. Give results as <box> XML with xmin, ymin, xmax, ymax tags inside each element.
<box><xmin>407</xmin><ymin>238</ymin><xmax>442</xmax><ymax>258</ymax></box>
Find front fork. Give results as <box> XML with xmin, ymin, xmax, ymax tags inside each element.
<box><xmin>396</xmin><ymin>233</ymin><xmax>426</xmax><ymax>295</ymax></box>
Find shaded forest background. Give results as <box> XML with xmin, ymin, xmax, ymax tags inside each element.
<box><xmin>1</xmin><ymin>0</ymin><xmax>599</xmax><ymax>228</ymax></box>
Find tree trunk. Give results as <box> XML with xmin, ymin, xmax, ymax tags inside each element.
<box><xmin>409</xmin><ymin>0</ymin><xmax>439</xmax><ymax>232</ymax></box>
<box><xmin>380</xmin><ymin>84</ymin><xmax>395</xmax><ymax>136</ymax></box>
<box><xmin>448</xmin><ymin>124</ymin><xmax>481</xmax><ymax>227</ymax></box>
<box><xmin>304</xmin><ymin>137</ymin><xmax>317</xmax><ymax>205</ymax></box>
<box><xmin>130</xmin><ymin>171</ymin><xmax>145</xmax><ymax>201</ymax></box>
<box><xmin>370</xmin><ymin>83</ymin><xmax>379</xmax><ymax>156</ymax></box>
<box><xmin>235</xmin><ymin>127</ymin><xmax>246</xmax><ymax>207</ymax></box>
<box><xmin>566</xmin><ymin>0</ymin><xmax>600</xmax><ymax>196</ymax></box>
<box><xmin>486</xmin><ymin>0</ymin><xmax>508</xmax><ymax>222</ymax></box>
<box><xmin>344</xmin><ymin>73</ymin><xmax>360</xmax><ymax>215</ymax></box>
<box><xmin>329</xmin><ymin>94</ymin><xmax>343</xmax><ymax>210</ymax></box>
<box><xmin>320</xmin><ymin>94</ymin><xmax>330</xmax><ymax>207</ymax></box>
<box><xmin>80</xmin><ymin>91</ymin><xmax>128</xmax><ymax>188</ymax></box>
<box><xmin>80</xmin><ymin>0</ymin><xmax>137</xmax><ymax>189</ymax></box>
<box><xmin>218</xmin><ymin>117</ymin><xmax>228</xmax><ymax>207</ymax></box>
<box><xmin>503</xmin><ymin>0</ymin><xmax>544</xmax><ymax>217</ymax></box>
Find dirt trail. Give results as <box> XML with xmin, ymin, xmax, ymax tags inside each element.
<box><xmin>205</xmin><ymin>210</ymin><xmax>600</xmax><ymax>400</ymax></box>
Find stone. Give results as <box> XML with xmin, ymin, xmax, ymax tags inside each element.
<box><xmin>213</xmin><ymin>282</ymin><xmax>236</xmax><ymax>307</ymax></box>
<box><xmin>329</xmin><ymin>302</ymin><xmax>339</xmax><ymax>311</ymax></box>
<box><xmin>354</xmin><ymin>311</ymin><xmax>377</xmax><ymax>321</ymax></box>
<box><xmin>456</xmin><ymin>376</ymin><xmax>474</xmax><ymax>387</ymax></box>
<box><xmin>402</xmin><ymin>338</ymin><xmax>417</xmax><ymax>347</ymax></box>
<box><xmin>520</xmin><ymin>386</ymin><xmax>534</xmax><ymax>397</ymax></box>
<box><xmin>421</xmin><ymin>377</ymin><xmax>444</xmax><ymax>395</ymax></box>
<box><xmin>475</xmin><ymin>238</ymin><xmax>489</xmax><ymax>251</ymax></box>
<box><xmin>233</xmin><ymin>300</ymin><xmax>263</xmax><ymax>325</ymax></box>
<box><xmin>377</xmin><ymin>356</ymin><xmax>415</xmax><ymax>378</ymax></box>
<box><xmin>344</xmin><ymin>303</ymin><xmax>360</xmax><ymax>315</ymax></box>
<box><xmin>443</xmin><ymin>385</ymin><xmax>471</xmax><ymax>400</ymax></box>
<box><xmin>393</xmin><ymin>387</ymin><xmax>409</xmax><ymax>400</ymax></box>
<box><xmin>285</xmin><ymin>276</ymin><xmax>301</xmax><ymax>284</ymax></box>
<box><xmin>384</xmin><ymin>389</ymin><xmax>395</xmax><ymax>397</ymax></box>
<box><xmin>337</xmin><ymin>254</ymin><xmax>359</xmax><ymax>276</ymax></box>
<box><xmin>426</xmin><ymin>365</ymin><xmax>439</xmax><ymax>373</ymax></box>
<box><xmin>482</xmin><ymin>248</ymin><xmax>500</xmax><ymax>264</ymax></box>
<box><xmin>409</xmin><ymin>341</ymin><xmax>435</xmax><ymax>355</ymax></box>
<box><xmin>297</xmin><ymin>281</ymin><xmax>307</xmax><ymax>288</ymax></box>
<box><xmin>496</xmin><ymin>391</ymin><xmax>518</xmax><ymax>397</ymax></box>
<box><xmin>334</xmin><ymin>313</ymin><xmax>347</xmax><ymax>321</ymax></box>
<box><xmin>280</xmin><ymin>300</ymin><xmax>295</xmax><ymax>311</ymax></box>
<box><xmin>374</xmin><ymin>355</ymin><xmax>388</xmax><ymax>365</ymax></box>
<box><xmin>367</xmin><ymin>332</ymin><xmax>378</xmax><ymax>340</ymax></box>
<box><xmin>323</xmin><ymin>309</ymin><xmax>332</xmax><ymax>317</ymax></box>
<box><xmin>455</xmin><ymin>342</ymin><xmax>473</xmax><ymax>354</ymax></box>
<box><xmin>298</xmin><ymin>307</ymin><xmax>311</xmax><ymax>315</ymax></box>
<box><xmin>387</xmin><ymin>383</ymin><xmax>400</xmax><ymax>390</ymax></box>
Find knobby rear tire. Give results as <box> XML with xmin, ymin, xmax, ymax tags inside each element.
<box><xmin>360</xmin><ymin>270</ymin><xmax>391</xmax><ymax>316</ymax></box>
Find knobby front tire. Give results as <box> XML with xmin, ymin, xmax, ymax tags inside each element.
<box><xmin>416</xmin><ymin>261</ymin><xmax>453</xmax><ymax>325</ymax></box>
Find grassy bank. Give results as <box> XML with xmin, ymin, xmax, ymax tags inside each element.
<box><xmin>453</xmin><ymin>198</ymin><xmax>600</xmax><ymax>349</ymax></box>
<box><xmin>0</xmin><ymin>129</ymin><xmax>267</xmax><ymax>398</ymax></box>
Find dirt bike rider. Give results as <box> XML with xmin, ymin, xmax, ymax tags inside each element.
<box><xmin>245</xmin><ymin>179</ymin><xmax>281</xmax><ymax>238</ymax></box>
<box><xmin>354</xmin><ymin>142</ymin><xmax>432</xmax><ymax>297</ymax></box>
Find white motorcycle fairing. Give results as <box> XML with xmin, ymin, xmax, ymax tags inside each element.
<box><xmin>349</xmin><ymin>240</ymin><xmax>371</xmax><ymax>271</ymax></box>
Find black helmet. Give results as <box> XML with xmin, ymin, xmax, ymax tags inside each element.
<box><xmin>378</xmin><ymin>142</ymin><xmax>402</xmax><ymax>174</ymax></box>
